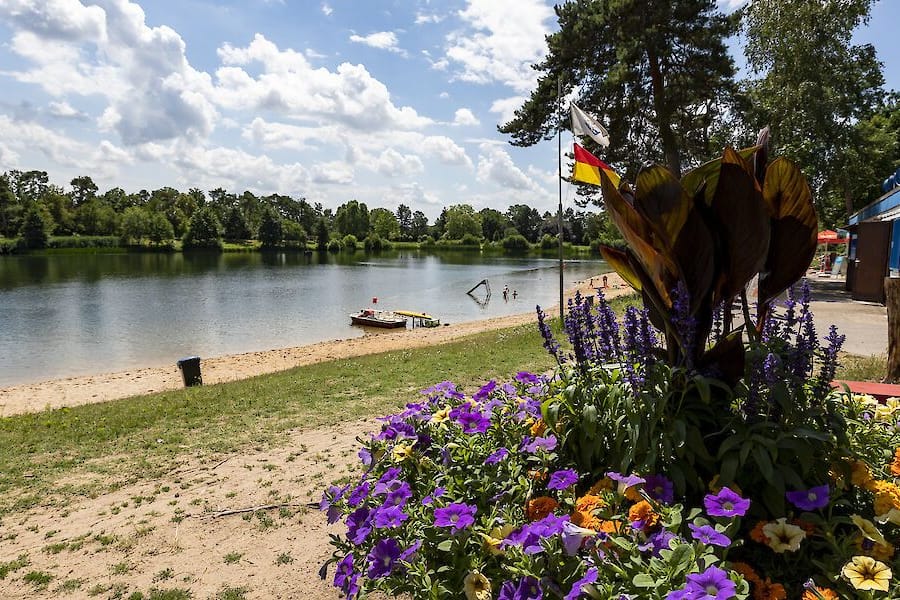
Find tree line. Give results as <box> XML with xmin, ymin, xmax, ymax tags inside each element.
<box><xmin>0</xmin><ymin>169</ymin><xmax>618</xmax><ymax>251</ymax></box>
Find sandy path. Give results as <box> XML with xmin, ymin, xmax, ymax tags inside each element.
<box><xmin>0</xmin><ymin>273</ymin><xmax>626</xmax><ymax>417</ymax></box>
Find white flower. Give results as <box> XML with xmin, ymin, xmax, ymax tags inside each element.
<box><xmin>762</xmin><ymin>517</ymin><xmax>806</xmax><ymax>553</ymax></box>
<box><xmin>464</xmin><ymin>570</ymin><xmax>492</xmax><ymax>600</ymax></box>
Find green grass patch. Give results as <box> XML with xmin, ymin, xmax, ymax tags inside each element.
<box><xmin>215</xmin><ymin>586</ymin><xmax>249</xmax><ymax>600</ymax></box>
<box><xmin>23</xmin><ymin>570</ymin><xmax>53</xmax><ymax>589</ymax></box>
<box><xmin>0</xmin><ymin>554</ymin><xmax>29</xmax><ymax>579</ymax></box>
<box><xmin>836</xmin><ymin>353</ymin><xmax>888</xmax><ymax>383</ymax></box>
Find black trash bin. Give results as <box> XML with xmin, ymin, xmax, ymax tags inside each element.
<box><xmin>177</xmin><ymin>356</ymin><xmax>202</xmax><ymax>387</ymax></box>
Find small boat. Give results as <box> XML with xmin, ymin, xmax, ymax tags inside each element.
<box><xmin>394</xmin><ymin>310</ymin><xmax>441</xmax><ymax>328</ymax></box>
<box><xmin>350</xmin><ymin>309</ymin><xmax>408</xmax><ymax>328</ymax></box>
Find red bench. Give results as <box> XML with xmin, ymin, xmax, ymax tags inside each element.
<box><xmin>831</xmin><ymin>380</ymin><xmax>900</xmax><ymax>403</ymax></box>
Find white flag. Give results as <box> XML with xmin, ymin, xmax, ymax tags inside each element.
<box><xmin>571</xmin><ymin>103</ymin><xmax>610</xmax><ymax>148</ymax></box>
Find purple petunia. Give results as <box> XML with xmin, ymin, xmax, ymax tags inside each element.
<box><xmin>561</xmin><ymin>521</ymin><xmax>599</xmax><ymax>556</ymax></box>
<box><xmin>333</xmin><ymin>554</ymin><xmax>359</xmax><ymax>599</ymax></box>
<box><xmin>684</xmin><ymin>565</ymin><xmax>736</xmax><ymax>600</ymax></box>
<box><xmin>505</xmin><ymin>514</ymin><xmax>570</xmax><ymax>555</ymax></box>
<box><xmin>703</xmin><ymin>487</ymin><xmax>750</xmax><ymax>518</ymax></box>
<box><xmin>373</xmin><ymin>505</ymin><xmax>409</xmax><ymax>529</ymax></box>
<box><xmin>785</xmin><ymin>485</ymin><xmax>830</xmax><ymax>511</ymax></box>
<box><xmin>345</xmin><ymin>506</ymin><xmax>372</xmax><ymax>545</ymax></box>
<box><xmin>606</xmin><ymin>471</ymin><xmax>646</xmax><ymax>496</ymax></box>
<box><xmin>547</xmin><ymin>469</ymin><xmax>579</xmax><ymax>490</ymax></box>
<box><xmin>688</xmin><ymin>523</ymin><xmax>731</xmax><ymax>547</ymax></box>
<box><xmin>523</xmin><ymin>435</ymin><xmax>558</xmax><ymax>453</ymax></box>
<box><xmin>434</xmin><ymin>502</ymin><xmax>477</xmax><ymax>531</ymax></box>
<box><xmin>644</xmin><ymin>474</ymin><xmax>675</xmax><ymax>504</ymax></box>
<box><xmin>450</xmin><ymin>403</ymin><xmax>492</xmax><ymax>434</ymax></box>
<box><xmin>384</xmin><ymin>482</ymin><xmax>412</xmax><ymax>508</ymax></box>
<box><xmin>347</xmin><ymin>481</ymin><xmax>370</xmax><ymax>507</ymax></box>
<box><xmin>498</xmin><ymin>576</ymin><xmax>542</xmax><ymax>600</ymax></box>
<box><xmin>421</xmin><ymin>486</ymin><xmax>446</xmax><ymax>506</ymax></box>
<box><xmin>638</xmin><ymin>530</ymin><xmax>678</xmax><ymax>558</ymax></box>
<box><xmin>399</xmin><ymin>539</ymin><xmax>422</xmax><ymax>563</ymax></box>
<box><xmin>358</xmin><ymin>447</ymin><xmax>372</xmax><ymax>466</ymax></box>
<box><xmin>474</xmin><ymin>380</ymin><xmax>497</xmax><ymax>401</ymax></box>
<box><xmin>486</xmin><ymin>448</ymin><xmax>509</xmax><ymax>464</ymax></box>
<box><xmin>366</xmin><ymin>538</ymin><xmax>401</xmax><ymax>579</ymax></box>
<box><xmin>564</xmin><ymin>567</ymin><xmax>598</xmax><ymax>600</ymax></box>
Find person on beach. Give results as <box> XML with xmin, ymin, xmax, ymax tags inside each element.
<box><xmin>512</xmin><ymin>290</ymin><xmax>518</xmax><ymax>299</ymax></box>
<box><xmin>602</xmin><ymin>275</ymin><xmax>608</xmax><ymax>288</ymax></box>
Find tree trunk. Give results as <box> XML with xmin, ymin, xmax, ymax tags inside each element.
<box><xmin>886</xmin><ymin>278</ymin><xmax>900</xmax><ymax>383</ymax></box>
<box><xmin>646</xmin><ymin>48</ymin><xmax>681</xmax><ymax>177</ymax></box>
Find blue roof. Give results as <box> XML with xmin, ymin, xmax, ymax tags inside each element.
<box><xmin>849</xmin><ymin>186</ymin><xmax>900</xmax><ymax>225</ymax></box>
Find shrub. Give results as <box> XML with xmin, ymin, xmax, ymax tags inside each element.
<box><xmin>183</xmin><ymin>207</ymin><xmax>223</xmax><ymax>250</ymax></box>
<box><xmin>540</xmin><ymin>233</ymin><xmax>557</xmax><ymax>249</ymax></box>
<box><xmin>282</xmin><ymin>221</ymin><xmax>307</xmax><ymax>245</ymax></box>
<box><xmin>327</xmin><ymin>239</ymin><xmax>342</xmax><ymax>253</ymax></box>
<box><xmin>342</xmin><ymin>234</ymin><xmax>359</xmax><ymax>251</ymax></box>
<box><xmin>501</xmin><ymin>234</ymin><xmax>530</xmax><ymax>251</ymax></box>
<box><xmin>19</xmin><ymin>205</ymin><xmax>52</xmax><ymax>249</ymax></box>
<box><xmin>257</xmin><ymin>209</ymin><xmax>283</xmax><ymax>248</ymax></box>
<box><xmin>460</xmin><ymin>233</ymin><xmax>481</xmax><ymax>247</ymax></box>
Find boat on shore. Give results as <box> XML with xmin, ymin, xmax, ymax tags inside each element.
<box><xmin>394</xmin><ymin>310</ymin><xmax>441</xmax><ymax>328</ymax></box>
<box><xmin>350</xmin><ymin>309</ymin><xmax>408</xmax><ymax>328</ymax></box>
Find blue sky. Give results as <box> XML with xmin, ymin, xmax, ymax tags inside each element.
<box><xmin>0</xmin><ymin>0</ymin><xmax>897</xmax><ymax>220</ymax></box>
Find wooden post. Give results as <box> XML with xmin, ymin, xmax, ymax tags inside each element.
<box><xmin>886</xmin><ymin>277</ymin><xmax>900</xmax><ymax>383</ymax></box>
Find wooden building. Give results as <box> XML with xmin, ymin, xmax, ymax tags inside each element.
<box><xmin>846</xmin><ymin>187</ymin><xmax>900</xmax><ymax>304</ymax></box>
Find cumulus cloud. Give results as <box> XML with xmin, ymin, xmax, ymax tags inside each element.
<box><xmin>310</xmin><ymin>161</ymin><xmax>353</xmax><ymax>184</ymax></box>
<box><xmin>391</xmin><ymin>182</ymin><xmax>442</xmax><ymax>208</ymax></box>
<box><xmin>476</xmin><ymin>143</ymin><xmax>538</xmax><ymax>191</ymax></box>
<box><xmin>349</xmin><ymin>31</ymin><xmax>404</xmax><ymax>54</ymax></box>
<box><xmin>321</xmin><ymin>3</ymin><xmax>333</xmax><ymax>16</ymax></box>
<box><xmin>453</xmin><ymin>108</ymin><xmax>479</xmax><ymax>126</ymax></box>
<box><xmin>47</xmin><ymin>100</ymin><xmax>88</xmax><ymax>120</ymax></box>
<box><xmin>373</xmin><ymin>148</ymin><xmax>424</xmax><ymax>177</ymax></box>
<box><xmin>242</xmin><ymin>117</ymin><xmax>331</xmax><ymax>152</ymax></box>
<box><xmin>0</xmin><ymin>0</ymin><xmax>106</xmax><ymax>43</ymax></box>
<box><xmin>214</xmin><ymin>34</ymin><xmax>430</xmax><ymax>131</ymax></box>
<box><xmin>717</xmin><ymin>0</ymin><xmax>747</xmax><ymax>12</ymax></box>
<box><xmin>415</xmin><ymin>12</ymin><xmax>443</xmax><ymax>25</ymax></box>
<box><xmin>421</xmin><ymin>135</ymin><xmax>472</xmax><ymax>168</ymax></box>
<box><xmin>444</xmin><ymin>0</ymin><xmax>554</xmax><ymax>92</ymax></box>
<box><xmin>171</xmin><ymin>142</ymin><xmax>313</xmax><ymax>193</ymax></box>
<box><xmin>489</xmin><ymin>96</ymin><xmax>525</xmax><ymax>127</ymax></box>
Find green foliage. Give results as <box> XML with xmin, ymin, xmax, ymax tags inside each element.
<box><xmin>539</xmin><ymin>233</ymin><xmax>557</xmax><ymax>250</ymax></box>
<box><xmin>223</xmin><ymin>207</ymin><xmax>251</xmax><ymax>242</ymax></box>
<box><xmin>443</xmin><ymin>204</ymin><xmax>482</xmax><ymax>240</ymax></box>
<box><xmin>334</xmin><ymin>200</ymin><xmax>369</xmax><ymax>239</ymax></box>
<box><xmin>327</xmin><ymin>239</ymin><xmax>341</xmax><ymax>252</ymax></box>
<box><xmin>18</xmin><ymin>205</ymin><xmax>52</xmax><ymax>249</ymax></box>
<box><xmin>501</xmin><ymin>234</ymin><xmax>530</xmax><ymax>251</ymax></box>
<box><xmin>281</xmin><ymin>220</ymin><xmax>306</xmax><ymax>245</ymax></box>
<box><xmin>257</xmin><ymin>209</ymin><xmax>283</xmax><ymax>248</ymax></box>
<box><xmin>370</xmin><ymin>207</ymin><xmax>400</xmax><ymax>240</ymax></box>
<box><xmin>316</xmin><ymin>218</ymin><xmax>330</xmax><ymax>250</ymax></box>
<box><xmin>742</xmin><ymin>0</ymin><xmax>884</xmax><ymax>220</ymax></box>
<box><xmin>459</xmin><ymin>232</ymin><xmax>481</xmax><ymax>247</ymax></box>
<box><xmin>500</xmin><ymin>0</ymin><xmax>738</xmax><ymax>177</ymax></box>
<box><xmin>341</xmin><ymin>234</ymin><xmax>358</xmax><ymax>251</ymax></box>
<box><xmin>146</xmin><ymin>212</ymin><xmax>175</xmax><ymax>246</ymax></box>
<box><xmin>363</xmin><ymin>233</ymin><xmax>389</xmax><ymax>252</ymax></box>
<box><xmin>183</xmin><ymin>206</ymin><xmax>223</xmax><ymax>250</ymax></box>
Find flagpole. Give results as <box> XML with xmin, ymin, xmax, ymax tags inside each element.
<box><xmin>557</xmin><ymin>78</ymin><xmax>564</xmax><ymax>322</ymax></box>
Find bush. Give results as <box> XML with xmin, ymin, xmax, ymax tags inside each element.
<box><xmin>342</xmin><ymin>234</ymin><xmax>359</xmax><ymax>251</ymax></box>
<box><xmin>540</xmin><ymin>233</ymin><xmax>558</xmax><ymax>249</ymax></box>
<box><xmin>19</xmin><ymin>205</ymin><xmax>52</xmax><ymax>249</ymax></box>
<box><xmin>364</xmin><ymin>234</ymin><xmax>390</xmax><ymax>252</ymax></box>
<box><xmin>257</xmin><ymin>209</ymin><xmax>284</xmax><ymax>248</ymax></box>
<box><xmin>501</xmin><ymin>234</ymin><xmax>530</xmax><ymax>251</ymax></box>
<box><xmin>418</xmin><ymin>235</ymin><xmax>435</xmax><ymax>246</ymax></box>
<box><xmin>283</xmin><ymin>221</ymin><xmax>307</xmax><ymax>245</ymax></box>
<box><xmin>46</xmin><ymin>236</ymin><xmax>120</xmax><ymax>249</ymax></box>
<box><xmin>327</xmin><ymin>239</ymin><xmax>342</xmax><ymax>253</ymax></box>
<box><xmin>460</xmin><ymin>233</ymin><xmax>481</xmax><ymax>247</ymax></box>
<box><xmin>0</xmin><ymin>237</ymin><xmax>22</xmax><ymax>254</ymax></box>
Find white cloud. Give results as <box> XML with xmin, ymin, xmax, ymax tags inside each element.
<box><xmin>390</xmin><ymin>182</ymin><xmax>442</xmax><ymax>208</ymax></box>
<box><xmin>421</xmin><ymin>135</ymin><xmax>472</xmax><ymax>168</ymax></box>
<box><xmin>310</xmin><ymin>161</ymin><xmax>353</xmax><ymax>184</ymax></box>
<box><xmin>476</xmin><ymin>142</ymin><xmax>539</xmax><ymax>191</ymax></box>
<box><xmin>444</xmin><ymin>0</ymin><xmax>554</xmax><ymax>92</ymax></box>
<box><xmin>373</xmin><ymin>148</ymin><xmax>424</xmax><ymax>177</ymax></box>
<box><xmin>171</xmin><ymin>142</ymin><xmax>313</xmax><ymax>194</ymax></box>
<box><xmin>321</xmin><ymin>3</ymin><xmax>333</xmax><ymax>16</ymax></box>
<box><xmin>0</xmin><ymin>142</ymin><xmax>21</xmax><ymax>168</ymax></box>
<box><xmin>48</xmin><ymin>100</ymin><xmax>86</xmax><ymax>119</ymax></box>
<box><xmin>415</xmin><ymin>12</ymin><xmax>443</xmax><ymax>25</ymax></box>
<box><xmin>214</xmin><ymin>34</ymin><xmax>430</xmax><ymax>131</ymax></box>
<box><xmin>717</xmin><ymin>0</ymin><xmax>747</xmax><ymax>13</ymax></box>
<box><xmin>0</xmin><ymin>0</ymin><xmax>107</xmax><ymax>43</ymax></box>
<box><xmin>242</xmin><ymin>117</ymin><xmax>329</xmax><ymax>152</ymax></box>
<box><xmin>349</xmin><ymin>31</ymin><xmax>403</xmax><ymax>54</ymax></box>
<box><xmin>453</xmin><ymin>107</ymin><xmax>479</xmax><ymax>126</ymax></box>
<box><xmin>489</xmin><ymin>96</ymin><xmax>524</xmax><ymax>127</ymax></box>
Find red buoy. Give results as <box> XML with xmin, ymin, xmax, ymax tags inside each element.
<box><xmin>372</xmin><ymin>296</ymin><xmax>378</xmax><ymax>303</ymax></box>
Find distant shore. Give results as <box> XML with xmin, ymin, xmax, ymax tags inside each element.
<box><xmin>0</xmin><ymin>273</ymin><xmax>629</xmax><ymax>417</ymax></box>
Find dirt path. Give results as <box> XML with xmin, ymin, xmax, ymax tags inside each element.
<box><xmin>0</xmin><ymin>274</ymin><xmax>627</xmax><ymax>417</ymax></box>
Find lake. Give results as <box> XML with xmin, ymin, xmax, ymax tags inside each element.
<box><xmin>0</xmin><ymin>250</ymin><xmax>606</xmax><ymax>387</ymax></box>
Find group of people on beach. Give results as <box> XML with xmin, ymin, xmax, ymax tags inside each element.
<box><xmin>502</xmin><ymin>285</ymin><xmax>517</xmax><ymax>301</ymax></box>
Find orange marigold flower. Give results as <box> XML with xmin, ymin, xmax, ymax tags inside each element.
<box><xmin>624</xmin><ymin>486</ymin><xmax>643</xmax><ymax>502</ymax></box>
<box><xmin>801</xmin><ymin>587</ymin><xmax>838</xmax><ymax>600</ymax></box>
<box><xmin>850</xmin><ymin>460</ymin><xmax>875</xmax><ymax>489</ymax></box>
<box><xmin>529</xmin><ymin>419</ymin><xmax>547</xmax><ymax>437</ymax></box>
<box><xmin>571</xmin><ymin>510</ymin><xmax>602</xmax><ymax>531</ymax></box>
<box><xmin>750</xmin><ymin>521</ymin><xmax>770</xmax><ymax>544</ymax></box>
<box><xmin>891</xmin><ymin>448</ymin><xmax>900</xmax><ymax>477</ymax></box>
<box><xmin>752</xmin><ymin>578</ymin><xmax>786</xmax><ymax>600</ymax></box>
<box><xmin>792</xmin><ymin>518</ymin><xmax>817</xmax><ymax>536</ymax></box>
<box><xmin>627</xmin><ymin>500</ymin><xmax>659</xmax><ymax>530</ymax></box>
<box><xmin>871</xmin><ymin>480</ymin><xmax>900</xmax><ymax>515</ymax></box>
<box><xmin>597</xmin><ymin>519</ymin><xmax>622</xmax><ymax>534</ymax></box>
<box><xmin>731</xmin><ymin>562</ymin><xmax>761</xmax><ymax>585</ymax></box>
<box><xmin>525</xmin><ymin>496</ymin><xmax>558</xmax><ymax>521</ymax></box>
<box><xmin>528</xmin><ymin>469</ymin><xmax>548</xmax><ymax>483</ymax></box>
<box><xmin>589</xmin><ymin>477</ymin><xmax>613</xmax><ymax>495</ymax></box>
<box><xmin>575</xmin><ymin>494</ymin><xmax>605</xmax><ymax>514</ymax></box>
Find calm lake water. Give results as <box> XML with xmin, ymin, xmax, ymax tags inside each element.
<box><xmin>0</xmin><ymin>250</ymin><xmax>606</xmax><ymax>387</ymax></box>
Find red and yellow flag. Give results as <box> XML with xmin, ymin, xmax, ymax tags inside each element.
<box><xmin>572</xmin><ymin>143</ymin><xmax>620</xmax><ymax>188</ymax></box>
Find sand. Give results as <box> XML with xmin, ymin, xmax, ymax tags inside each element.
<box><xmin>0</xmin><ymin>273</ymin><xmax>627</xmax><ymax>417</ymax></box>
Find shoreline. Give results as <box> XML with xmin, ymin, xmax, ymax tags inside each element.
<box><xmin>0</xmin><ymin>273</ymin><xmax>628</xmax><ymax>417</ymax></box>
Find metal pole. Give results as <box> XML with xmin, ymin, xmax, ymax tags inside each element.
<box><xmin>557</xmin><ymin>78</ymin><xmax>564</xmax><ymax>322</ymax></box>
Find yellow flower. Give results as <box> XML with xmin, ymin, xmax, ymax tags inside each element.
<box><xmin>529</xmin><ymin>418</ymin><xmax>547</xmax><ymax>436</ymax></box>
<box><xmin>875</xmin><ymin>398</ymin><xmax>900</xmax><ymax>421</ymax></box>
<box><xmin>464</xmin><ymin>570</ymin><xmax>492</xmax><ymax>600</ymax></box>
<box><xmin>876</xmin><ymin>508</ymin><xmax>900</xmax><ymax>526</ymax></box>
<box><xmin>430</xmin><ymin>407</ymin><xmax>450</xmax><ymax>424</ymax></box>
<box><xmin>842</xmin><ymin>555</ymin><xmax>892</xmax><ymax>592</ymax></box>
<box><xmin>853</xmin><ymin>533</ymin><xmax>896</xmax><ymax>561</ymax></box>
<box><xmin>480</xmin><ymin>524</ymin><xmax>515</xmax><ymax>555</ymax></box>
<box><xmin>853</xmin><ymin>393</ymin><xmax>879</xmax><ymax>406</ymax></box>
<box><xmin>761</xmin><ymin>518</ymin><xmax>805</xmax><ymax>553</ymax></box>
<box><xmin>851</xmin><ymin>515</ymin><xmax>888</xmax><ymax>546</ymax></box>
<box><xmin>850</xmin><ymin>460</ymin><xmax>874</xmax><ymax>489</ymax></box>
<box><xmin>588</xmin><ymin>477</ymin><xmax>613</xmax><ymax>495</ymax></box>
<box><xmin>890</xmin><ymin>447</ymin><xmax>900</xmax><ymax>477</ymax></box>
<box><xmin>801</xmin><ymin>588</ymin><xmax>838</xmax><ymax>600</ymax></box>
<box><xmin>392</xmin><ymin>442</ymin><xmax>415</xmax><ymax>462</ymax></box>
<box><xmin>871</xmin><ymin>480</ymin><xmax>900</xmax><ymax>515</ymax></box>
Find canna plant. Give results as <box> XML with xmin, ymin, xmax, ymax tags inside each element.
<box><xmin>597</xmin><ymin>129</ymin><xmax>818</xmax><ymax>379</ymax></box>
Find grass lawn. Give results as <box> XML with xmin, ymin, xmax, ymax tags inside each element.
<box><xmin>0</xmin><ymin>291</ymin><xmax>884</xmax><ymax>517</ymax></box>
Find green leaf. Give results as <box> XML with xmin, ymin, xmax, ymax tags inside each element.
<box><xmin>634</xmin><ymin>165</ymin><xmax>691</xmax><ymax>251</ymax></box>
<box><xmin>753</xmin><ymin>445</ymin><xmax>775</xmax><ymax>484</ymax></box>
<box><xmin>599</xmin><ymin>245</ymin><xmax>643</xmax><ymax>292</ymax></box>
<box><xmin>720</xmin><ymin>453</ymin><xmax>739</xmax><ymax>484</ymax></box>
<box><xmin>632</xmin><ymin>573</ymin><xmax>656</xmax><ymax>588</ymax></box>
<box><xmin>436</xmin><ymin>540</ymin><xmax>453</xmax><ymax>552</ymax></box>
<box><xmin>681</xmin><ymin>144</ymin><xmax>761</xmax><ymax>205</ymax></box>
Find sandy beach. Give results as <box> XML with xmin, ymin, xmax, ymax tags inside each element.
<box><xmin>0</xmin><ymin>272</ymin><xmax>627</xmax><ymax>417</ymax></box>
